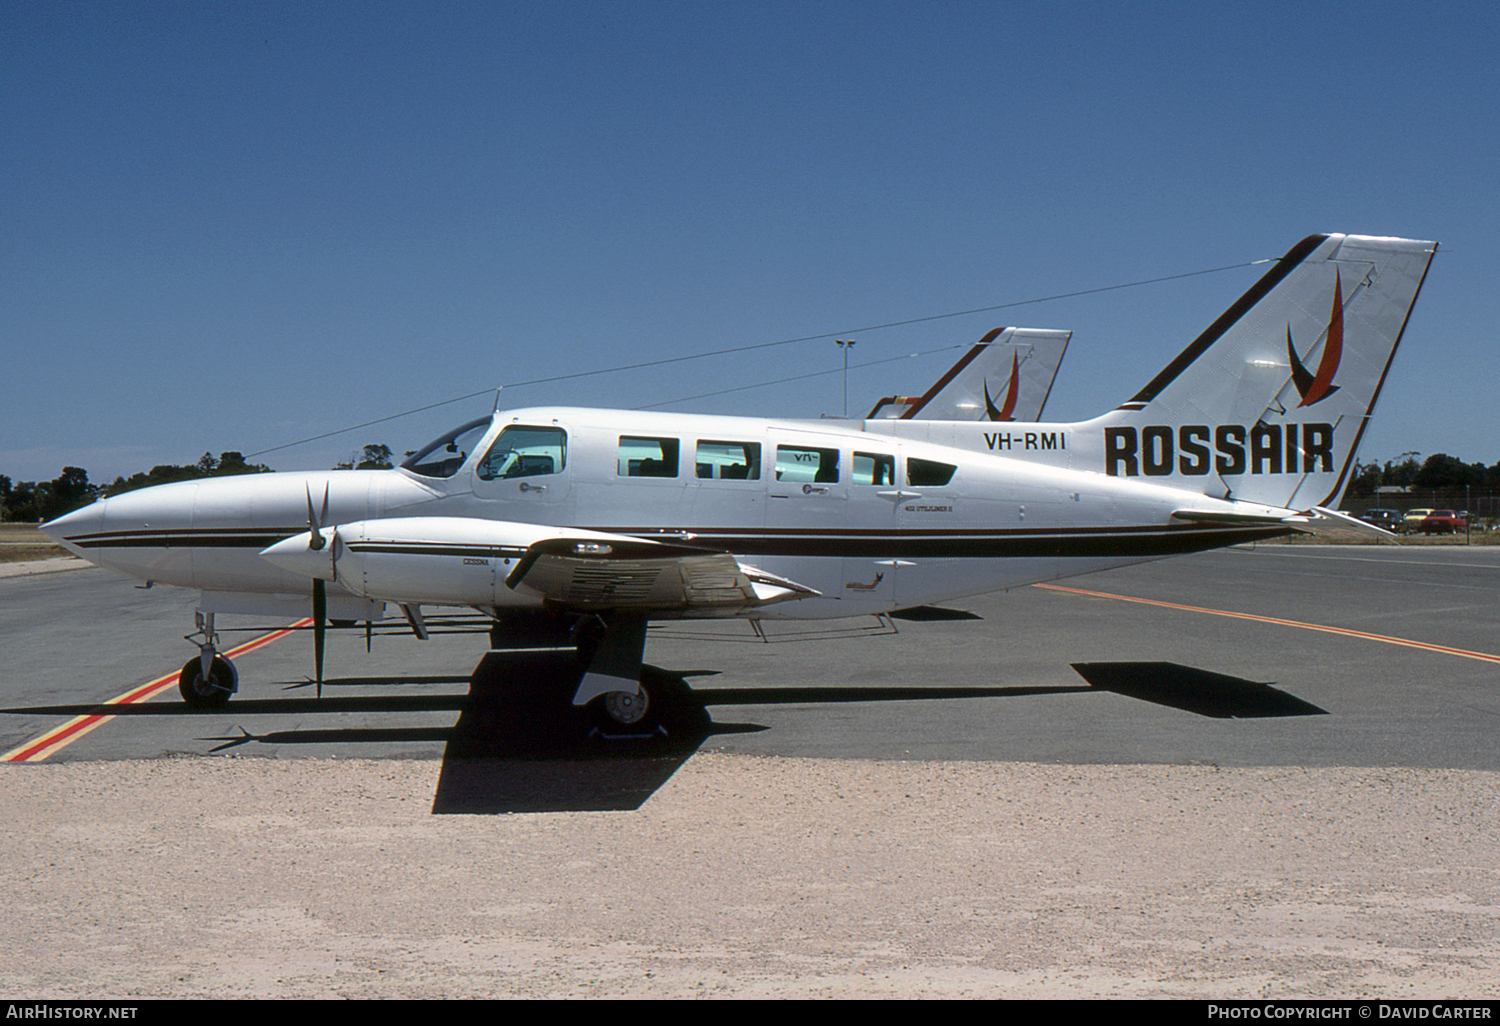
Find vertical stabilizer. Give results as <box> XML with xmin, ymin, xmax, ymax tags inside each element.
<box><xmin>1102</xmin><ymin>234</ymin><xmax>1436</xmax><ymax>509</ymax></box>
<box><xmin>868</xmin><ymin>327</ymin><xmax>1071</xmax><ymax>422</ymax></box>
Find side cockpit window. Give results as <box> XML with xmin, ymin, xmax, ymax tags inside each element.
<box><xmin>477</xmin><ymin>426</ymin><xmax>567</xmax><ymax>480</ymax></box>
<box><xmin>401</xmin><ymin>418</ymin><xmax>491</xmax><ymax>479</ymax></box>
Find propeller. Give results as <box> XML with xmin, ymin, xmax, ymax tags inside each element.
<box><xmin>305</xmin><ymin>484</ymin><xmax>332</xmax><ymax>698</ymax></box>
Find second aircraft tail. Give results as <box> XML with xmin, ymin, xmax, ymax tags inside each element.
<box><xmin>867</xmin><ymin>327</ymin><xmax>1070</xmax><ymax>422</ymax></box>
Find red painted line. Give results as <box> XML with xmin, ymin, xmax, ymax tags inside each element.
<box><xmin>2</xmin><ymin>619</ymin><xmax>312</xmax><ymax>763</ymax></box>
<box><xmin>1033</xmin><ymin>583</ymin><xmax>1500</xmax><ymax>664</ymax></box>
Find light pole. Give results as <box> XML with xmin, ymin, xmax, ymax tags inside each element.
<box><xmin>836</xmin><ymin>339</ymin><xmax>857</xmax><ymax>417</ymax></box>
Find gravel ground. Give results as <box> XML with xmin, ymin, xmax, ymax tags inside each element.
<box><xmin>2</xmin><ymin>754</ymin><xmax>1498</xmax><ymax>999</ymax></box>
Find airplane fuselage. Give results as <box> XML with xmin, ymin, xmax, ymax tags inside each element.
<box><xmin>48</xmin><ymin>406</ymin><xmax>1286</xmax><ymax>622</ymax></box>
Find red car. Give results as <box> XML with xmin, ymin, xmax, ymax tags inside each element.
<box><xmin>1419</xmin><ymin>510</ymin><xmax>1466</xmax><ymax>534</ymax></box>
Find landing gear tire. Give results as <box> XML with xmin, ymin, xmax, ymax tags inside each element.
<box><xmin>601</xmin><ymin>686</ymin><xmax>651</xmax><ymax>728</ymax></box>
<box><xmin>179</xmin><ymin>656</ymin><xmax>238</xmax><ymax>708</ymax></box>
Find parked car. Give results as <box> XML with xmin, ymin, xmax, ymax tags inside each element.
<box><xmin>1419</xmin><ymin>510</ymin><xmax>1467</xmax><ymax>535</ymax></box>
<box><xmin>1399</xmin><ymin>509</ymin><xmax>1436</xmax><ymax>534</ymax></box>
<box><xmin>1359</xmin><ymin>508</ymin><xmax>1404</xmax><ymax>531</ymax></box>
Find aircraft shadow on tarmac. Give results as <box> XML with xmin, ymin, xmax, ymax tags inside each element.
<box><xmin>5</xmin><ymin>653</ymin><xmax>1324</xmax><ymax>814</ymax></box>
<box><xmin>1070</xmin><ymin>662</ymin><xmax>1328</xmax><ymax>719</ymax></box>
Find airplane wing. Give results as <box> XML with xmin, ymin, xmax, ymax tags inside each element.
<box><xmin>868</xmin><ymin>327</ymin><xmax>1071</xmax><ymax>421</ymax></box>
<box><xmin>261</xmin><ymin>516</ymin><xmax>820</xmax><ymax>612</ymax></box>
<box><xmin>505</xmin><ymin>537</ymin><xmax>818</xmax><ymax>609</ymax></box>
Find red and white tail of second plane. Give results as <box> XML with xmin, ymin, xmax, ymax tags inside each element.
<box><xmin>867</xmin><ymin>327</ymin><xmax>1070</xmax><ymax>422</ymax></box>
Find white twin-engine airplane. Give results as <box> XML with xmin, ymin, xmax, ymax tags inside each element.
<box><xmin>44</xmin><ymin>233</ymin><xmax>1436</xmax><ymax>730</ymax></box>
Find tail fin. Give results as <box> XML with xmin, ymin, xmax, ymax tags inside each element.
<box><xmin>1103</xmin><ymin>234</ymin><xmax>1436</xmax><ymax>509</ymax></box>
<box><xmin>867</xmin><ymin>327</ymin><xmax>1070</xmax><ymax>422</ymax></box>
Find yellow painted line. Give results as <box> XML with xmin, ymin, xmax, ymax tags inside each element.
<box><xmin>2</xmin><ymin>620</ymin><xmax>310</xmax><ymax>763</ymax></box>
<box><xmin>1034</xmin><ymin>583</ymin><xmax>1500</xmax><ymax>664</ymax></box>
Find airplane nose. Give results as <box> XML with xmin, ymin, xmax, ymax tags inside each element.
<box><xmin>40</xmin><ymin>500</ymin><xmax>107</xmax><ymax>556</ymax></box>
<box><xmin>260</xmin><ymin>530</ymin><xmax>338</xmax><ymax>581</ymax></box>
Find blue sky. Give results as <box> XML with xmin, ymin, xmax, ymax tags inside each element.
<box><xmin>4</xmin><ymin>1</ymin><xmax>1496</xmax><ymax>485</ymax></box>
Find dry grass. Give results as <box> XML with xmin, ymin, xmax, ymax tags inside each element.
<box><xmin>1277</xmin><ymin>526</ymin><xmax>1500</xmax><ymax>545</ymax></box>
<box><xmin>0</xmin><ymin>523</ymin><xmax>66</xmax><ymax>563</ymax></box>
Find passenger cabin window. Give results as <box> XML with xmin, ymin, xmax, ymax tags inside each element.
<box><xmin>619</xmin><ymin>436</ymin><xmax>679</xmax><ymax>478</ymax></box>
<box><xmin>476</xmin><ymin>425</ymin><xmax>567</xmax><ymax>480</ymax></box>
<box><xmin>853</xmin><ymin>451</ymin><xmax>896</xmax><ymax>486</ymax></box>
<box><xmin>402</xmin><ymin>417</ymin><xmax>491</xmax><ymax>479</ymax></box>
<box><xmin>908</xmin><ymin>457</ymin><xmax>957</xmax><ymax>487</ymax></box>
<box><xmin>696</xmin><ymin>440</ymin><xmax>761</xmax><ymax>480</ymax></box>
<box><xmin>775</xmin><ymin>445</ymin><xmax>839</xmax><ymax>483</ymax></box>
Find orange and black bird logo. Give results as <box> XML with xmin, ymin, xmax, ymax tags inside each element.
<box><xmin>983</xmin><ymin>351</ymin><xmax>1022</xmax><ymax>421</ymax></box>
<box><xmin>1286</xmin><ymin>273</ymin><xmax>1344</xmax><ymax>407</ymax></box>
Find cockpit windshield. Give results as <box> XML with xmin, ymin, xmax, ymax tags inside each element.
<box><xmin>400</xmin><ymin>417</ymin><xmax>492</xmax><ymax>478</ymax></box>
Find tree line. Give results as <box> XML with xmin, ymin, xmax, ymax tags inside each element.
<box><xmin>1</xmin><ymin>445</ymin><xmax>394</xmax><ymax>524</ymax></box>
<box><xmin>1347</xmin><ymin>453</ymin><xmax>1500</xmax><ymax>500</ymax></box>
<box><xmin>6</xmin><ymin>444</ymin><xmax>1498</xmax><ymax>524</ymax></box>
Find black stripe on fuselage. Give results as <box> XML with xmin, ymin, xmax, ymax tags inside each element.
<box><xmin>346</xmin><ymin>543</ymin><xmax>528</xmax><ymax>559</ymax></box>
<box><xmin>64</xmin><ymin>524</ymin><xmax>1291</xmax><ymax>561</ymax></box>
<box><xmin>63</xmin><ymin>528</ymin><xmax>304</xmax><ymax>549</ymax></box>
<box><xmin>593</xmin><ymin>524</ymin><xmax>1291</xmax><ymax>559</ymax></box>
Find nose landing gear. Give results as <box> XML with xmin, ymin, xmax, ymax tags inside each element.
<box><xmin>178</xmin><ymin>655</ymin><xmax>238</xmax><ymax>707</ymax></box>
<box><xmin>179</xmin><ymin>612</ymin><xmax>238</xmax><ymax>708</ymax></box>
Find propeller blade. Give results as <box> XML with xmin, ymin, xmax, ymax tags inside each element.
<box><xmin>304</xmin><ymin>486</ymin><xmax>334</xmax><ymax>696</ymax></box>
<box><xmin>306</xmin><ymin>485</ymin><xmax>326</xmax><ymax>551</ymax></box>
<box><xmin>313</xmin><ymin>577</ymin><xmax>327</xmax><ymax>699</ymax></box>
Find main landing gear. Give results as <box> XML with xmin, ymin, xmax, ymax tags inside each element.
<box><xmin>489</xmin><ymin>609</ymin><xmax>661</xmax><ymax>733</ymax></box>
<box><xmin>179</xmin><ymin>612</ymin><xmax>238</xmax><ymax>708</ymax></box>
<box><xmin>570</xmin><ymin>611</ymin><xmax>660</xmax><ymax>733</ymax></box>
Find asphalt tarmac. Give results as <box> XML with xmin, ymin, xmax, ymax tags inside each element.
<box><xmin>5</xmin><ymin>544</ymin><xmax>1500</xmax><ymax>998</ymax></box>
<box><xmin>5</xmin><ymin>542</ymin><xmax>1499</xmax><ymax>785</ymax></box>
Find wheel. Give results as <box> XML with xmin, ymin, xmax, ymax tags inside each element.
<box><xmin>178</xmin><ymin>655</ymin><xmax>238</xmax><ymax>708</ymax></box>
<box><xmin>586</xmin><ymin>671</ymin><xmax>710</xmax><ymax>740</ymax></box>
<box><xmin>601</xmin><ymin>685</ymin><xmax>651</xmax><ymax>727</ymax></box>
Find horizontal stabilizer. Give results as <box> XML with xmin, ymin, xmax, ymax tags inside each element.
<box><xmin>1297</xmin><ymin>505</ymin><xmax>1400</xmax><ymax>543</ymax></box>
<box><xmin>1171</xmin><ymin>509</ymin><xmax>1289</xmax><ymax>526</ymax></box>
<box><xmin>1171</xmin><ymin>504</ymin><xmax>1398</xmax><ymax>543</ymax></box>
